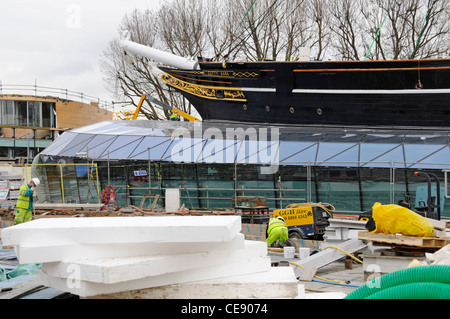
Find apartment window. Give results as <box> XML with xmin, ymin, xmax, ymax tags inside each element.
<box><xmin>0</xmin><ymin>100</ymin><xmax>54</xmax><ymax>127</ymax></box>
<box><xmin>1</xmin><ymin>100</ymin><xmax>15</xmax><ymax>125</ymax></box>
<box><xmin>42</xmin><ymin>102</ymin><xmax>53</xmax><ymax>127</ymax></box>
<box><xmin>16</xmin><ymin>101</ymin><xmax>28</xmax><ymax>126</ymax></box>
<box><xmin>28</xmin><ymin>101</ymin><xmax>42</xmax><ymax>127</ymax></box>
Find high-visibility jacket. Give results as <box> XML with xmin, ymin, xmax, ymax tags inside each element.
<box><xmin>16</xmin><ymin>184</ymin><xmax>34</xmax><ymax>211</ymax></box>
<box><xmin>266</xmin><ymin>218</ymin><xmax>289</xmax><ymax>246</ymax></box>
<box><xmin>267</xmin><ymin>218</ymin><xmax>287</xmax><ymax>233</ymax></box>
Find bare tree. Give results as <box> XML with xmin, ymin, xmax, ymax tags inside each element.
<box><xmin>100</xmin><ymin>6</ymin><xmax>199</xmax><ymax>120</ymax></box>
<box><xmin>101</xmin><ymin>0</ymin><xmax>450</xmax><ymax>120</ymax></box>
<box><xmin>158</xmin><ymin>0</ymin><xmax>209</xmax><ymax>58</ymax></box>
<box><xmin>408</xmin><ymin>0</ymin><xmax>450</xmax><ymax>59</ymax></box>
<box><xmin>334</xmin><ymin>0</ymin><xmax>450</xmax><ymax>61</ymax></box>
<box><xmin>309</xmin><ymin>0</ymin><xmax>333</xmax><ymax>60</ymax></box>
<box><xmin>329</xmin><ymin>0</ymin><xmax>365</xmax><ymax>60</ymax></box>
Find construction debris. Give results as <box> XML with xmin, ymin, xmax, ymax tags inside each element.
<box><xmin>1</xmin><ymin>216</ymin><xmax>298</xmax><ymax>299</ymax></box>
<box><xmin>1</xmin><ymin>207</ymin><xmax>448</xmax><ymax>299</ymax></box>
<box><xmin>290</xmin><ymin>239</ymin><xmax>367</xmax><ymax>279</ymax></box>
<box><xmin>323</xmin><ymin>218</ymin><xmax>367</xmax><ymax>245</ymax></box>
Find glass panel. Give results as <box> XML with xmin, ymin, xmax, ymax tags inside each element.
<box><xmin>74</xmin><ymin>121</ymin><xmax>116</xmax><ymax>134</ymax></box>
<box><xmin>318</xmin><ymin>181</ymin><xmax>361</xmax><ymax>211</ymax></box>
<box><xmin>233</xmin><ymin>140</ymin><xmax>258</xmax><ymax>164</ymax></box>
<box><xmin>16</xmin><ymin>101</ymin><xmax>27</xmax><ymax>126</ymax></box>
<box><xmin>361</xmin><ymin>168</ymin><xmax>392</xmax><ymax>210</ymax></box>
<box><xmin>42</xmin><ymin>132</ymin><xmax>78</xmax><ymax>155</ymax></box>
<box><xmin>235</xmin><ymin>139</ymin><xmax>263</xmax><ymax>165</ymax></box>
<box><xmin>59</xmin><ymin>134</ymin><xmax>95</xmax><ymax>157</ymax></box>
<box><xmin>100</xmin><ymin>136</ymin><xmax>144</xmax><ymax>160</ymax></box>
<box><xmin>194</xmin><ymin>164</ymin><xmax>235</xmax><ymax>209</ymax></box>
<box><xmin>42</xmin><ymin>102</ymin><xmax>54</xmax><ymax>128</ymax></box>
<box><xmin>360</xmin><ymin>144</ymin><xmax>403</xmax><ymax>167</ymax></box>
<box><xmin>279</xmin><ymin>141</ymin><xmax>318</xmax><ymax>164</ymax></box>
<box><xmin>83</xmin><ymin>135</ymin><xmax>118</xmax><ymax>159</ymax></box>
<box><xmin>201</xmin><ymin>138</ymin><xmax>226</xmax><ymax>163</ymax></box>
<box><xmin>28</xmin><ymin>101</ymin><xmax>41</xmax><ymax>127</ymax></box>
<box><xmin>316</xmin><ymin>143</ymin><xmax>358</xmax><ymax>164</ymax></box>
<box><xmin>405</xmin><ymin>145</ymin><xmax>448</xmax><ymax>167</ymax></box>
<box><xmin>407</xmin><ymin>147</ymin><xmax>450</xmax><ymax>169</ymax></box>
<box><xmin>318</xmin><ymin>143</ymin><xmax>359</xmax><ymax>167</ymax></box>
<box><xmin>166</xmin><ymin>137</ymin><xmax>205</xmax><ymax>163</ymax></box>
<box><xmin>204</xmin><ymin>139</ymin><xmax>238</xmax><ymax>164</ymax></box>
<box><xmin>128</xmin><ymin>136</ymin><xmax>172</xmax><ymax>160</ymax></box>
<box><xmin>3</xmin><ymin>101</ymin><xmax>14</xmax><ymax>125</ymax></box>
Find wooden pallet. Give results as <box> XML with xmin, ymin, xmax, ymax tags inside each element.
<box><xmin>358</xmin><ymin>231</ymin><xmax>450</xmax><ymax>249</ymax></box>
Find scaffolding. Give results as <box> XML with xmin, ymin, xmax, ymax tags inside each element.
<box><xmin>28</xmin><ymin>120</ymin><xmax>450</xmax><ymax>216</ymax></box>
<box><xmin>26</xmin><ymin>163</ymin><xmax>101</xmax><ymax>204</ymax></box>
<box><xmin>25</xmin><ymin>159</ymin><xmax>450</xmax><ymax>217</ymax></box>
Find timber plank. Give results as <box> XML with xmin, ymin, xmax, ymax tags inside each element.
<box><xmin>358</xmin><ymin>231</ymin><xmax>450</xmax><ymax>248</ymax></box>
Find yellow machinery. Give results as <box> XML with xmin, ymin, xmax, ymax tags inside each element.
<box><xmin>128</xmin><ymin>94</ymin><xmax>200</xmax><ymax>122</ymax></box>
<box><xmin>130</xmin><ymin>95</ymin><xmax>147</xmax><ymax>120</ymax></box>
<box><xmin>273</xmin><ymin>203</ymin><xmax>334</xmax><ymax>239</ymax></box>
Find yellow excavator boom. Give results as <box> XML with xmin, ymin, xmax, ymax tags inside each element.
<box><xmin>133</xmin><ymin>94</ymin><xmax>200</xmax><ymax>122</ymax></box>
<box><xmin>131</xmin><ymin>94</ymin><xmax>147</xmax><ymax>120</ymax></box>
<box><xmin>171</xmin><ymin>108</ymin><xmax>200</xmax><ymax>122</ymax></box>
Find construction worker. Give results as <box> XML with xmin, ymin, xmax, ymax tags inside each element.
<box><xmin>266</xmin><ymin>216</ymin><xmax>289</xmax><ymax>247</ymax></box>
<box><xmin>14</xmin><ymin>178</ymin><xmax>40</xmax><ymax>225</ymax></box>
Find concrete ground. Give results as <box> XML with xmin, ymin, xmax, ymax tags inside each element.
<box><xmin>269</xmin><ymin>251</ymin><xmax>367</xmax><ymax>298</ymax></box>
<box><xmin>298</xmin><ymin>260</ymin><xmax>365</xmax><ymax>295</ymax></box>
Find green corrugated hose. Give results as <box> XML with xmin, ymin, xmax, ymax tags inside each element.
<box><xmin>345</xmin><ymin>265</ymin><xmax>450</xmax><ymax>299</ymax></box>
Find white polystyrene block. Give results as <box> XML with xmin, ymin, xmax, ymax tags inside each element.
<box><xmin>1</xmin><ymin>216</ymin><xmax>241</xmax><ymax>246</ymax></box>
<box><xmin>38</xmin><ymin>256</ymin><xmax>272</xmax><ymax>297</ymax></box>
<box><xmin>16</xmin><ymin>233</ymin><xmax>246</xmax><ymax>264</ymax></box>
<box><xmin>41</xmin><ymin>240</ymin><xmax>267</xmax><ymax>284</ymax></box>
<box><xmin>165</xmin><ymin>188</ymin><xmax>180</xmax><ymax>212</ymax></box>
<box><xmin>88</xmin><ymin>267</ymin><xmax>298</xmax><ymax>299</ymax></box>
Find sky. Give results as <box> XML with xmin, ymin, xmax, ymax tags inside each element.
<box><xmin>0</xmin><ymin>0</ymin><xmax>162</xmax><ymax>108</ymax></box>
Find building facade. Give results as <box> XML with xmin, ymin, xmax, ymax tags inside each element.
<box><xmin>0</xmin><ymin>94</ymin><xmax>112</xmax><ymax>162</ymax></box>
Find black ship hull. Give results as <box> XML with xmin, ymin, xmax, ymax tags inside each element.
<box><xmin>160</xmin><ymin>59</ymin><xmax>450</xmax><ymax>128</ymax></box>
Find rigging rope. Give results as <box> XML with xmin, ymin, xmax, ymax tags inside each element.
<box><xmin>364</xmin><ymin>9</ymin><xmax>389</xmax><ymax>61</ymax></box>
<box><xmin>243</xmin><ymin>0</ymin><xmax>258</xmax><ymax>21</ymax></box>
<box><xmin>411</xmin><ymin>0</ymin><xmax>434</xmax><ymax>59</ymax></box>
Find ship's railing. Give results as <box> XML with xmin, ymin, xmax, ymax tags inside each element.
<box><xmin>0</xmin><ymin>82</ymin><xmax>112</xmax><ymax>111</ymax></box>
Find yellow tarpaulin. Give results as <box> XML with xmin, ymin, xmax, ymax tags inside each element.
<box><xmin>371</xmin><ymin>202</ymin><xmax>435</xmax><ymax>237</ymax></box>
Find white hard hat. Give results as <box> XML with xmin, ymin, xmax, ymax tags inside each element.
<box><xmin>276</xmin><ymin>216</ymin><xmax>285</xmax><ymax>222</ymax></box>
<box><xmin>31</xmin><ymin>178</ymin><xmax>40</xmax><ymax>187</ymax></box>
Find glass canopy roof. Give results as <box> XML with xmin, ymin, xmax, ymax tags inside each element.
<box><xmin>39</xmin><ymin>120</ymin><xmax>450</xmax><ymax>169</ymax></box>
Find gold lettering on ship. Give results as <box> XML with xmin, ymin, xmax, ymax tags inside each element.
<box><xmin>162</xmin><ymin>74</ymin><xmax>247</xmax><ymax>102</ymax></box>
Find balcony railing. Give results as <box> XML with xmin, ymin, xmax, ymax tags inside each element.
<box><xmin>0</xmin><ymin>83</ymin><xmax>112</xmax><ymax>111</ymax></box>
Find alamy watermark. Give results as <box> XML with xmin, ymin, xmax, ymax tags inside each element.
<box><xmin>169</xmin><ymin>123</ymin><xmax>280</xmax><ymax>174</ymax></box>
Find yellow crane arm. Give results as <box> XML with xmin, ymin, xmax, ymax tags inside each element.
<box><xmin>145</xmin><ymin>94</ymin><xmax>200</xmax><ymax>122</ymax></box>
<box><xmin>131</xmin><ymin>94</ymin><xmax>147</xmax><ymax>120</ymax></box>
<box><xmin>171</xmin><ymin>108</ymin><xmax>200</xmax><ymax>122</ymax></box>
<box><xmin>131</xmin><ymin>94</ymin><xmax>200</xmax><ymax>122</ymax></box>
